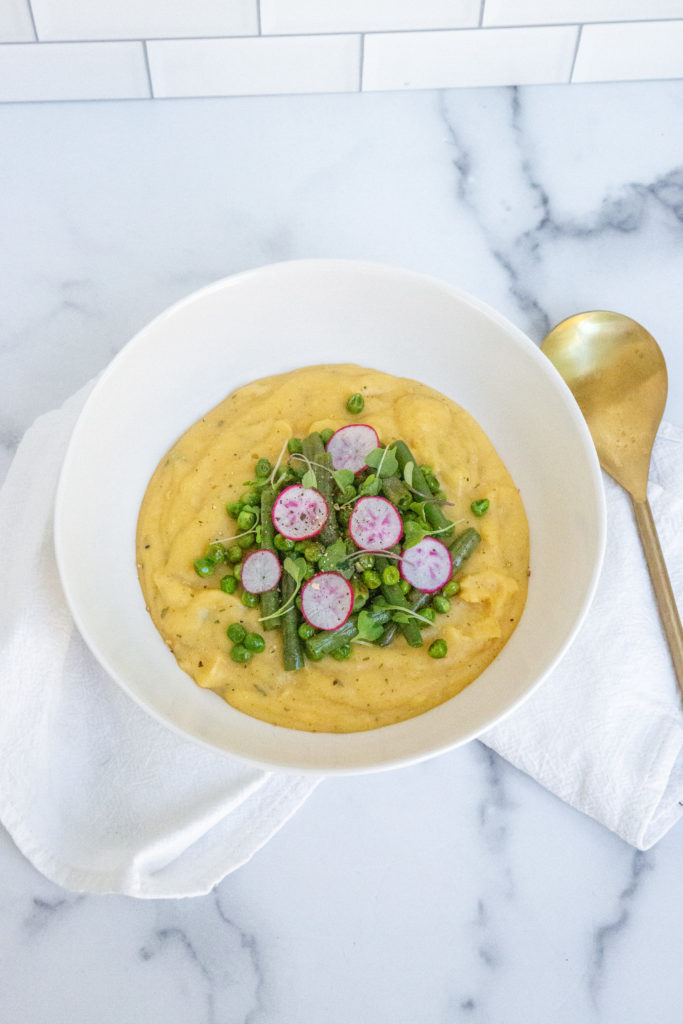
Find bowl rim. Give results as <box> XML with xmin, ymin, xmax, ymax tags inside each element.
<box><xmin>54</xmin><ymin>258</ymin><xmax>606</xmax><ymax>774</ymax></box>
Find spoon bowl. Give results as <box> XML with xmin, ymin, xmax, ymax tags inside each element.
<box><xmin>542</xmin><ymin>310</ymin><xmax>682</xmax><ymax>697</ymax></box>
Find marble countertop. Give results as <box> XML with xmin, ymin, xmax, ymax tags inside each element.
<box><xmin>2</xmin><ymin>81</ymin><xmax>683</xmax><ymax>1023</ymax></box>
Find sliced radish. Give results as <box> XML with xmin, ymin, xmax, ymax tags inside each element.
<box><xmin>326</xmin><ymin>424</ymin><xmax>379</xmax><ymax>475</ymax></box>
<box><xmin>241</xmin><ymin>549</ymin><xmax>282</xmax><ymax>594</ymax></box>
<box><xmin>400</xmin><ymin>537</ymin><xmax>453</xmax><ymax>593</ymax></box>
<box><xmin>272</xmin><ymin>485</ymin><xmax>328</xmax><ymax>540</ymax></box>
<box><xmin>301</xmin><ymin>572</ymin><xmax>354</xmax><ymax>631</ymax></box>
<box><xmin>349</xmin><ymin>496</ymin><xmax>403</xmax><ymax>551</ymax></box>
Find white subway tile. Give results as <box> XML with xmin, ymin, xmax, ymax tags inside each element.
<box><xmin>573</xmin><ymin>20</ymin><xmax>683</xmax><ymax>82</ymax></box>
<box><xmin>363</xmin><ymin>26</ymin><xmax>578</xmax><ymax>90</ymax></box>
<box><xmin>148</xmin><ymin>35</ymin><xmax>360</xmax><ymax>97</ymax></box>
<box><xmin>0</xmin><ymin>41</ymin><xmax>150</xmax><ymax>101</ymax></box>
<box><xmin>31</xmin><ymin>0</ymin><xmax>258</xmax><ymax>42</ymax></box>
<box><xmin>483</xmin><ymin>0</ymin><xmax>683</xmax><ymax>26</ymax></box>
<box><xmin>0</xmin><ymin>0</ymin><xmax>34</xmax><ymax>42</ymax></box>
<box><xmin>261</xmin><ymin>0</ymin><xmax>480</xmax><ymax>35</ymax></box>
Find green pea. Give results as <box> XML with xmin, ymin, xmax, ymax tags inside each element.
<box><xmin>382</xmin><ymin>565</ymin><xmax>400</xmax><ymax>586</ymax></box>
<box><xmin>238</xmin><ymin>534</ymin><xmax>254</xmax><ymax>550</ymax></box>
<box><xmin>241</xmin><ymin>591</ymin><xmax>259</xmax><ymax>609</ymax></box>
<box><xmin>193</xmin><ymin>557</ymin><xmax>214</xmax><ymax>578</ymax></box>
<box><xmin>298</xmin><ymin>622</ymin><xmax>315</xmax><ymax>640</ymax></box>
<box><xmin>303</xmin><ymin>564</ymin><xmax>316</xmax><ymax>580</ymax></box>
<box><xmin>331</xmin><ymin>644</ymin><xmax>352</xmax><ymax>661</ymax></box>
<box><xmin>443</xmin><ymin>580</ymin><xmax>460</xmax><ymax>598</ymax></box>
<box><xmin>340</xmin><ymin>485</ymin><xmax>356</xmax><ymax>502</ymax></box>
<box><xmin>433</xmin><ymin>595</ymin><xmax>451</xmax><ymax>614</ymax></box>
<box><xmin>319</xmin><ymin>428</ymin><xmax>335</xmax><ymax>446</ymax></box>
<box><xmin>230</xmin><ymin>644</ymin><xmax>251</xmax><ymax>664</ymax></box>
<box><xmin>220</xmin><ymin>574</ymin><xmax>237</xmax><ymax>595</ymax></box>
<box><xmin>399</xmin><ymin>580</ymin><xmax>411</xmax><ymax>595</ymax></box>
<box><xmin>287</xmin><ymin>437</ymin><xmax>303</xmax><ymax>454</ymax></box>
<box><xmin>356</xmin><ymin>554</ymin><xmax>375</xmax><ymax>570</ymax></box>
<box><xmin>294</xmin><ymin>540</ymin><xmax>308</xmax><ymax>554</ymax></box>
<box><xmin>346</xmin><ymin>392</ymin><xmax>364</xmax><ymax>414</ymax></box>
<box><xmin>232</xmin><ymin>564</ymin><xmax>242</xmax><ymax>583</ymax></box>
<box><xmin>434</xmin><ymin>490</ymin><xmax>447</xmax><ymax>501</ymax></box>
<box><xmin>471</xmin><ymin>498</ymin><xmax>490</xmax><ymax>517</ymax></box>
<box><xmin>363</xmin><ymin>569</ymin><xmax>382</xmax><ymax>590</ymax></box>
<box><xmin>227</xmin><ymin>545</ymin><xmax>243</xmax><ymax>563</ymax></box>
<box><xmin>244</xmin><ymin>632</ymin><xmax>266</xmax><ymax>653</ymax></box>
<box><xmin>255</xmin><ymin>458</ymin><xmax>271</xmax><ymax>478</ymax></box>
<box><xmin>421</xmin><ymin>607</ymin><xmax>436</xmax><ymax>624</ymax></box>
<box><xmin>304</xmin><ymin>542</ymin><xmax>324</xmax><ymax>563</ymax></box>
<box><xmin>306</xmin><ymin>647</ymin><xmax>325</xmax><ymax>662</ymax></box>
<box><xmin>226</xmin><ymin>501</ymin><xmax>244</xmax><ymax>520</ymax></box>
<box><xmin>419</xmin><ymin>464</ymin><xmax>433</xmax><ymax>475</ymax></box>
<box><xmin>352</xmin><ymin>583</ymin><xmax>369</xmax><ymax>612</ymax></box>
<box><xmin>241</xmin><ymin>491</ymin><xmax>261</xmax><ymax>507</ymax></box>
<box><xmin>428</xmin><ymin>638</ymin><xmax>448</xmax><ymax>659</ymax></box>
<box><xmin>206</xmin><ymin>542</ymin><xmax>225</xmax><ymax>564</ymax></box>
<box><xmin>237</xmin><ymin>508</ymin><xmax>257</xmax><ymax>531</ymax></box>
<box><xmin>227</xmin><ymin>622</ymin><xmax>246</xmax><ymax>643</ymax></box>
<box><xmin>274</xmin><ymin>533</ymin><xmax>295</xmax><ymax>552</ymax></box>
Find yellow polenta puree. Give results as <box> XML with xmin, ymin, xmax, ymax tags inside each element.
<box><xmin>136</xmin><ymin>364</ymin><xmax>529</xmax><ymax>733</ymax></box>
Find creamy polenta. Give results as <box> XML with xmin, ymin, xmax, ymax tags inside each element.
<box><xmin>136</xmin><ymin>364</ymin><xmax>529</xmax><ymax>733</ymax></box>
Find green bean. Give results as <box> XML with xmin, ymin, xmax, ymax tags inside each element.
<box><xmin>380</xmin><ymin>474</ymin><xmax>413</xmax><ymax>510</ymax></box>
<box><xmin>302</xmin><ymin>433</ymin><xmax>338</xmax><ymax>545</ymax></box>
<box><xmin>447</xmin><ymin>527</ymin><xmax>481</xmax><ymax>572</ymax></box>
<box><xmin>259</xmin><ymin>486</ymin><xmax>281</xmax><ymax>630</ymax></box>
<box><xmin>379</xmin><ymin>588</ymin><xmax>431</xmax><ymax>647</ymax></box>
<box><xmin>305</xmin><ymin>606</ymin><xmax>392</xmax><ymax>660</ymax></box>
<box><xmin>393</xmin><ymin>441</ymin><xmax>454</xmax><ymax>538</ymax></box>
<box><xmin>280</xmin><ymin>571</ymin><xmax>305</xmax><ymax>671</ymax></box>
<box><xmin>374</xmin><ymin>555</ymin><xmax>422</xmax><ymax>648</ymax></box>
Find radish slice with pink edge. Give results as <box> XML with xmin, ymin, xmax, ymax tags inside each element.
<box><xmin>400</xmin><ymin>537</ymin><xmax>453</xmax><ymax>593</ymax></box>
<box><xmin>240</xmin><ymin>549</ymin><xmax>282</xmax><ymax>594</ymax></box>
<box><xmin>349</xmin><ymin>496</ymin><xmax>403</xmax><ymax>551</ymax></box>
<box><xmin>272</xmin><ymin>484</ymin><xmax>328</xmax><ymax>540</ymax></box>
<box><xmin>326</xmin><ymin>424</ymin><xmax>379</xmax><ymax>475</ymax></box>
<box><xmin>301</xmin><ymin>572</ymin><xmax>354</xmax><ymax>631</ymax></box>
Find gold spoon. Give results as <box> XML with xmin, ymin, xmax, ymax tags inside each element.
<box><xmin>541</xmin><ymin>310</ymin><xmax>683</xmax><ymax>698</ymax></box>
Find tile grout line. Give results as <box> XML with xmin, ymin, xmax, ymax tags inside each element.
<box><xmin>2</xmin><ymin>19</ymin><xmax>683</xmax><ymax>47</ymax></box>
<box><xmin>478</xmin><ymin>0</ymin><xmax>485</xmax><ymax>28</ymax></box>
<box><xmin>142</xmin><ymin>39</ymin><xmax>154</xmax><ymax>97</ymax></box>
<box><xmin>24</xmin><ymin>0</ymin><xmax>39</xmax><ymax>41</ymax></box>
<box><xmin>358</xmin><ymin>32</ymin><xmax>364</xmax><ymax>91</ymax></box>
<box><xmin>568</xmin><ymin>24</ymin><xmax>583</xmax><ymax>83</ymax></box>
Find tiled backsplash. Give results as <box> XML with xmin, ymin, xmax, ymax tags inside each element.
<box><xmin>1</xmin><ymin>0</ymin><xmax>683</xmax><ymax>102</ymax></box>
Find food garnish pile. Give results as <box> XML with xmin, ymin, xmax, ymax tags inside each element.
<box><xmin>192</xmin><ymin>392</ymin><xmax>488</xmax><ymax>671</ymax></box>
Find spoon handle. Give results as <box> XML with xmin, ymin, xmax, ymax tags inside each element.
<box><xmin>631</xmin><ymin>497</ymin><xmax>683</xmax><ymax>699</ymax></box>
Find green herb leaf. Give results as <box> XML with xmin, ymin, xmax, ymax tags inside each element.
<box><xmin>402</xmin><ymin>520</ymin><xmax>428</xmax><ymax>549</ymax></box>
<box><xmin>302</xmin><ymin>469</ymin><xmax>317</xmax><ymax>489</ymax></box>
<box><xmin>403</xmin><ymin>461</ymin><xmax>415</xmax><ymax>488</ymax></box>
<box><xmin>284</xmin><ymin>556</ymin><xmax>307</xmax><ymax>585</ymax></box>
<box><xmin>356</xmin><ymin>610</ymin><xmax>383</xmax><ymax>642</ymax></box>
<box><xmin>366</xmin><ymin>446</ymin><xmax>398</xmax><ymax>478</ymax></box>
<box><xmin>318</xmin><ymin>537</ymin><xmax>348</xmax><ymax>573</ymax></box>
<box><xmin>358</xmin><ymin>473</ymin><xmax>380</xmax><ymax>497</ymax></box>
<box><xmin>332</xmin><ymin>468</ymin><xmax>354</xmax><ymax>491</ymax></box>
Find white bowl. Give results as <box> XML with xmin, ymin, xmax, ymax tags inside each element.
<box><xmin>54</xmin><ymin>260</ymin><xmax>605</xmax><ymax>774</ymax></box>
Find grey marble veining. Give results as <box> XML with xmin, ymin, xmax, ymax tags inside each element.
<box><xmin>2</xmin><ymin>81</ymin><xmax>683</xmax><ymax>1023</ymax></box>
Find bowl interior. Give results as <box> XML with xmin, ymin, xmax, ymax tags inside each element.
<box><xmin>54</xmin><ymin>260</ymin><xmax>605</xmax><ymax>773</ymax></box>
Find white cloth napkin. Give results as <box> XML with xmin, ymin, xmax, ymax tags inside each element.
<box><xmin>1</xmin><ymin>389</ymin><xmax>682</xmax><ymax>901</ymax></box>
<box><xmin>0</xmin><ymin>383</ymin><xmax>318</xmax><ymax>898</ymax></box>
<box><xmin>482</xmin><ymin>420</ymin><xmax>683</xmax><ymax>849</ymax></box>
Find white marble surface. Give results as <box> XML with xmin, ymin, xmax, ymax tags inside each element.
<box><xmin>2</xmin><ymin>82</ymin><xmax>683</xmax><ymax>1021</ymax></box>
